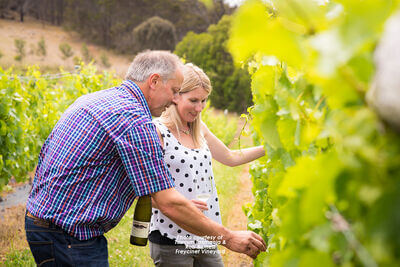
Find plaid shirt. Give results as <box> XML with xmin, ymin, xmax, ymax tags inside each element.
<box><xmin>26</xmin><ymin>80</ymin><xmax>174</xmax><ymax>240</ymax></box>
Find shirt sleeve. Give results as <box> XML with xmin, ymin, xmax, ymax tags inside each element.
<box><xmin>114</xmin><ymin>121</ymin><xmax>174</xmax><ymax>196</ymax></box>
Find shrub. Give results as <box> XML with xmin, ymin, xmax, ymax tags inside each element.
<box><xmin>81</xmin><ymin>43</ymin><xmax>94</xmax><ymax>63</ymax></box>
<box><xmin>73</xmin><ymin>56</ymin><xmax>82</xmax><ymax>66</ymax></box>
<box><xmin>59</xmin><ymin>42</ymin><xmax>74</xmax><ymax>59</ymax></box>
<box><xmin>14</xmin><ymin>39</ymin><xmax>26</xmax><ymax>61</ymax></box>
<box><xmin>28</xmin><ymin>44</ymin><xmax>36</xmax><ymax>55</ymax></box>
<box><xmin>100</xmin><ymin>53</ymin><xmax>111</xmax><ymax>68</ymax></box>
<box><xmin>37</xmin><ymin>38</ymin><xmax>46</xmax><ymax>57</ymax></box>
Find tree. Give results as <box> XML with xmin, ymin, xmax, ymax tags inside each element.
<box><xmin>132</xmin><ymin>16</ymin><xmax>177</xmax><ymax>53</ymax></box>
<box><xmin>61</xmin><ymin>0</ymin><xmax>230</xmax><ymax>52</ymax></box>
<box><xmin>175</xmin><ymin>15</ymin><xmax>252</xmax><ymax>113</ymax></box>
<box><xmin>0</xmin><ymin>0</ymin><xmax>12</xmax><ymax>19</ymax></box>
<box><xmin>1</xmin><ymin>0</ymin><xmax>234</xmax><ymax>54</ymax></box>
<box><xmin>28</xmin><ymin>0</ymin><xmax>64</xmax><ymax>25</ymax></box>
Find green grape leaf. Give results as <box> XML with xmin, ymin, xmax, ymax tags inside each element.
<box><xmin>252</xmin><ymin>65</ymin><xmax>276</xmax><ymax>96</ymax></box>
<box><xmin>277</xmin><ymin>118</ymin><xmax>297</xmax><ymax>151</ymax></box>
<box><xmin>228</xmin><ymin>0</ymin><xmax>304</xmax><ymax>68</ymax></box>
<box><xmin>298</xmin><ymin>250</ymin><xmax>334</xmax><ymax>267</ymax></box>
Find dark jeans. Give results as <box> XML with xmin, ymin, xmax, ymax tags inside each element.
<box><xmin>25</xmin><ymin>212</ymin><xmax>109</xmax><ymax>266</ymax></box>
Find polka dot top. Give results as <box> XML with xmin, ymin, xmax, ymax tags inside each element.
<box><xmin>150</xmin><ymin>120</ymin><xmax>222</xmax><ymax>249</ymax></box>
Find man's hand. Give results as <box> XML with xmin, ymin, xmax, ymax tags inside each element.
<box><xmin>223</xmin><ymin>230</ymin><xmax>266</xmax><ymax>259</ymax></box>
<box><xmin>152</xmin><ymin>189</ymin><xmax>266</xmax><ymax>258</ymax></box>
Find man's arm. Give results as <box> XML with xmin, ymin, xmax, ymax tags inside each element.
<box><xmin>151</xmin><ymin>188</ymin><xmax>266</xmax><ymax>259</ymax></box>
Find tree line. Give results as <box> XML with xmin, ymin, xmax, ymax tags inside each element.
<box><xmin>0</xmin><ymin>0</ymin><xmax>232</xmax><ymax>54</ymax></box>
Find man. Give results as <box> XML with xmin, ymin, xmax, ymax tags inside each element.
<box><xmin>25</xmin><ymin>50</ymin><xmax>266</xmax><ymax>266</ymax></box>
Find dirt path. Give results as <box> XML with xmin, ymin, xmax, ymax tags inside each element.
<box><xmin>222</xmin><ymin>164</ymin><xmax>254</xmax><ymax>267</ymax></box>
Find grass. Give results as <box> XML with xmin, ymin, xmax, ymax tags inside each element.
<box><xmin>0</xmin><ymin>205</ymin><xmax>35</xmax><ymax>266</ymax></box>
<box><xmin>1</xmin><ymin>250</ymin><xmax>35</xmax><ymax>267</ymax></box>
<box><xmin>105</xmin><ymin>201</ymin><xmax>154</xmax><ymax>267</ymax></box>
<box><xmin>202</xmin><ymin>104</ymin><xmax>238</xmax><ymax>146</ymax></box>
<box><xmin>0</xmin><ymin>112</ymin><xmax>250</xmax><ymax>266</ymax></box>
<box><xmin>213</xmin><ymin>161</ymin><xmax>243</xmax><ymax>226</ymax></box>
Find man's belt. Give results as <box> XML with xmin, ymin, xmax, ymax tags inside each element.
<box><xmin>26</xmin><ymin>210</ymin><xmax>50</xmax><ymax>228</ymax></box>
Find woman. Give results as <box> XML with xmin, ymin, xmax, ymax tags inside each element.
<box><xmin>149</xmin><ymin>63</ymin><xmax>265</xmax><ymax>266</ymax></box>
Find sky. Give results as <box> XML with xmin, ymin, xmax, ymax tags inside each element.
<box><xmin>224</xmin><ymin>0</ymin><xmax>244</xmax><ymax>7</ymax></box>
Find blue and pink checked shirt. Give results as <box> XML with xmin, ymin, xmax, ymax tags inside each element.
<box><xmin>26</xmin><ymin>80</ymin><xmax>174</xmax><ymax>240</ymax></box>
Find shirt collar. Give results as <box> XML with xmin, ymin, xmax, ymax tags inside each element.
<box><xmin>121</xmin><ymin>80</ymin><xmax>152</xmax><ymax>119</ymax></box>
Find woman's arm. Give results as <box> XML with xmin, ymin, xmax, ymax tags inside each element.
<box><xmin>202</xmin><ymin>122</ymin><xmax>265</xmax><ymax>167</ymax></box>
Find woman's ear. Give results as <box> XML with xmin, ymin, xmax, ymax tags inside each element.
<box><xmin>172</xmin><ymin>94</ymin><xmax>180</xmax><ymax>105</ymax></box>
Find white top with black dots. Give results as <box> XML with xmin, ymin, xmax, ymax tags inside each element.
<box><xmin>150</xmin><ymin>120</ymin><xmax>222</xmax><ymax>249</ymax></box>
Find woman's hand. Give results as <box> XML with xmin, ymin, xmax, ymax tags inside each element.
<box><xmin>191</xmin><ymin>199</ymin><xmax>209</xmax><ymax>211</ymax></box>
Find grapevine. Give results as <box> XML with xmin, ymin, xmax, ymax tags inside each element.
<box><xmin>229</xmin><ymin>0</ymin><xmax>400</xmax><ymax>266</ymax></box>
<box><xmin>0</xmin><ymin>64</ymin><xmax>120</xmax><ymax>189</ymax></box>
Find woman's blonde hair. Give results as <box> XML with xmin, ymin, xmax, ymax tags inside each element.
<box><xmin>160</xmin><ymin>63</ymin><xmax>212</xmax><ymax>147</ymax></box>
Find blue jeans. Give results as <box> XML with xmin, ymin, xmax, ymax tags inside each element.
<box><xmin>25</xmin><ymin>212</ymin><xmax>109</xmax><ymax>266</ymax></box>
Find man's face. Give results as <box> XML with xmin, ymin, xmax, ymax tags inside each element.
<box><xmin>150</xmin><ymin>69</ymin><xmax>184</xmax><ymax>117</ymax></box>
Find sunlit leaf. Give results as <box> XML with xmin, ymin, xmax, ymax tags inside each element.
<box><xmin>229</xmin><ymin>0</ymin><xmax>304</xmax><ymax>68</ymax></box>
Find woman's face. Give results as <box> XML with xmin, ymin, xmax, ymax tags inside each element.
<box><xmin>176</xmin><ymin>86</ymin><xmax>209</xmax><ymax>124</ymax></box>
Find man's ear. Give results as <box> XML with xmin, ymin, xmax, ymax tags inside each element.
<box><xmin>148</xmin><ymin>73</ymin><xmax>161</xmax><ymax>90</ymax></box>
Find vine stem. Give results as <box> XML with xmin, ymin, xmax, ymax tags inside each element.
<box><xmin>237</xmin><ymin>107</ymin><xmax>253</xmax><ymax>151</ymax></box>
<box><xmin>314</xmin><ymin>96</ymin><xmax>325</xmax><ymax>111</ymax></box>
<box><xmin>327</xmin><ymin>205</ymin><xmax>377</xmax><ymax>267</ymax></box>
<box><xmin>338</xmin><ymin>66</ymin><xmax>367</xmax><ymax>102</ymax></box>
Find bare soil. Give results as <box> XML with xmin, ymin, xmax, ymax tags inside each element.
<box><xmin>222</xmin><ymin>164</ymin><xmax>254</xmax><ymax>267</ymax></box>
<box><xmin>0</xmin><ymin>17</ymin><xmax>131</xmax><ymax>78</ymax></box>
<box><xmin>0</xmin><ymin>205</ymin><xmax>27</xmax><ymax>261</ymax></box>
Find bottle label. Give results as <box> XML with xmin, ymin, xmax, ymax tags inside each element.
<box><xmin>131</xmin><ymin>220</ymin><xmax>150</xmax><ymax>238</ymax></box>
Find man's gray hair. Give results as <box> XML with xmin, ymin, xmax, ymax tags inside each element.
<box><xmin>125</xmin><ymin>50</ymin><xmax>182</xmax><ymax>83</ymax></box>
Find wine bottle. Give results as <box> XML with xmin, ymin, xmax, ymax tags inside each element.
<box><xmin>130</xmin><ymin>195</ymin><xmax>152</xmax><ymax>246</ymax></box>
